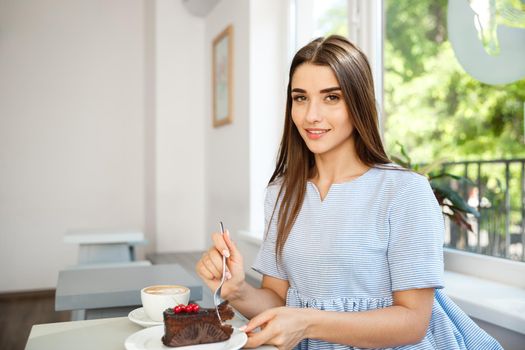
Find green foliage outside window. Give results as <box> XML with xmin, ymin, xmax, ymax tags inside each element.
<box><xmin>384</xmin><ymin>0</ymin><xmax>525</xmax><ymax>163</ymax></box>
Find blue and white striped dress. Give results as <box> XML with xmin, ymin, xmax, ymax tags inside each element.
<box><xmin>252</xmin><ymin>166</ymin><xmax>503</xmax><ymax>350</ymax></box>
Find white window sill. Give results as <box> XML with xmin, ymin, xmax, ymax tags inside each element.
<box><xmin>443</xmin><ymin>270</ymin><xmax>525</xmax><ymax>335</ymax></box>
<box><xmin>236</xmin><ymin>230</ymin><xmax>525</xmax><ymax>335</ymax></box>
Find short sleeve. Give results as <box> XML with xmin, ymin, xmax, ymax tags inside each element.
<box><xmin>251</xmin><ymin>185</ymin><xmax>288</xmax><ymax>280</ymax></box>
<box><xmin>387</xmin><ymin>174</ymin><xmax>444</xmax><ymax>292</ymax></box>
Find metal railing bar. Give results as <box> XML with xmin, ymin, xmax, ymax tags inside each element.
<box><xmin>521</xmin><ymin>161</ymin><xmax>525</xmax><ymax>262</ymax></box>
<box><xmin>477</xmin><ymin>161</ymin><xmax>482</xmax><ymax>254</ymax></box>
<box><xmin>438</xmin><ymin>158</ymin><xmax>525</xmax><ymax>261</ymax></box>
<box><xmin>442</xmin><ymin>158</ymin><xmax>525</xmax><ymax>165</ymax></box>
<box><xmin>463</xmin><ymin>163</ymin><xmax>469</xmax><ymax>248</ymax></box>
<box><xmin>505</xmin><ymin>162</ymin><xmax>511</xmax><ymax>259</ymax></box>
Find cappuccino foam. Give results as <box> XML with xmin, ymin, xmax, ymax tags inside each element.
<box><xmin>144</xmin><ymin>285</ymin><xmax>188</xmax><ymax>295</ymax></box>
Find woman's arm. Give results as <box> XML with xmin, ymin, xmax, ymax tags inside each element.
<box><xmin>305</xmin><ymin>288</ymin><xmax>434</xmax><ymax>348</ymax></box>
<box><xmin>196</xmin><ymin>231</ymin><xmax>289</xmax><ymax>319</ymax></box>
<box><xmin>228</xmin><ymin>275</ymin><xmax>289</xmax><ymax>319</ymax></box>
<box><xmin>243</xmin><ymin>288</ymin><xmax>434</xmax><ymax>349</ymax></box>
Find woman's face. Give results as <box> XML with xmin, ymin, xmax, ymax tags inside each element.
<box><xmin>290</xmin><ymin>63</ymin><xmax>354</xmax><ymax>156</ymax></box>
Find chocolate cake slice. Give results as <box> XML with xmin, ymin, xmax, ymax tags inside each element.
<box><xmin>162</xmin><ymin>301</ymin><xmax>235</xmax><ymax>347</ymax></box>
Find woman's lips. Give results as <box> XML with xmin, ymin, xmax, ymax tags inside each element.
<box><xmin>305</xmin><ymin>128</ymin><xmax>330</xmax><ymax>140</ymax></box>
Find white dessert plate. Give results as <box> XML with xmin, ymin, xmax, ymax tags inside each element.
<box><xmin>128</xmin><ymin>307</ymin><xmax>163</xmax><ymax>328</ymax></box>
<box><xmin>124</xmin><ymin>325</ymin><xmax>248</xmax><ymax>350</ymax></box>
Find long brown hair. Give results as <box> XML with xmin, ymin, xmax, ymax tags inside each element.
<box><xmin>268</xmin><ymin>35</ymin><xmax>391</xmax><ymax>260</ymax></box>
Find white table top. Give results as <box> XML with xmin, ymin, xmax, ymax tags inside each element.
<box><xmin>25</xmin><ymin>317</ymin><xmax>139</xmax><ymax>350</ymax></box>
<box><xmin>55</xmin><ymin>264</ymin><xmax>203</xmax><ymax>311</ymax></box>
<box><xmin>25</xmin><ymin>315</ymin><xmax>276</xmax><ymax>350</ymax></box>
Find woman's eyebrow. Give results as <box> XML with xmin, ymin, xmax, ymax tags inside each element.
<box><xmin>291</xmin><ymin>87</ymin><xmax>341</xmax><ymax>93</ymax></box>
<box><xmin>320</xmin><ymin>87</ymin><xmax>341</xmax><ymax>93</ymax></box>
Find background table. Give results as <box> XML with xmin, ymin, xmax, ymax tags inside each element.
<box><xmin>56</xmin><ymin>264</ymin><xmax>203</xmax><ymax>320</ymax></box>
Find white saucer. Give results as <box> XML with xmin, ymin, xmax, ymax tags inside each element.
<box><xmin>124</xmin><ymin>325</ymin><xmax>248</xmax><ymax>350</ymax></box>
<box><xmin>128</xmin><ymin>307</ymin><xmax>163</xmax><ymax>328</ymax></box>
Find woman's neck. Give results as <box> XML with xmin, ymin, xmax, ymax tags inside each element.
<box><xmin>311</xmin><ymin>138</ymin><xmax>369</xmax><ymax>185</ymax></box>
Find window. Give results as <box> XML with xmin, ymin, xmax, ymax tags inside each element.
<box><xmin>384</xmin><ymin>0</ymin><xmax>525</xmax><ymax>262</ymax></box>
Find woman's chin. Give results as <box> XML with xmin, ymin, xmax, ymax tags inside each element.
<box><xmin>305</xmin><ymin>144</ymin><xmax>329</xmax><ymax>155</ymax></box>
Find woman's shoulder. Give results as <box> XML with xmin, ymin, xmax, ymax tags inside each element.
<box><xmin>367</xmin><ymin>164</ymin><xmax>438</xmax><ymax>214</ymax></box>
<box><xmin>265</xmin><ymin>178</ymin><xmax>284</xmax><ymax>203</ymax></box>
<box><xmin>267</xmin><ymin>177</ymin><xmax>283</xmax><ymax>192</ymax></box>
<box><xmin>372</xmin><ymin>163</ymin><xmax>431</xmax><ymax>193</ymax></box>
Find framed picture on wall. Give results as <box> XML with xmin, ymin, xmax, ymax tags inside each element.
<box><xmin>212</xmin><ymin>25</ymin><xmax>233</xmax><ymax>127</ymax></box>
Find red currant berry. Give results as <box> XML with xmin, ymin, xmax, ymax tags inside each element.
<box><xmin>193</xmin><ymin>304</ymin><xmax>200</xmax><ymax>313</ymax></box>
<box><xmin>173</xmin><ymin>306</ymin><xmax>182</xmax><ymax>313</ymax></box>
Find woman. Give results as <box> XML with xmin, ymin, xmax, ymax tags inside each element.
<box><xmin>196</xmin><ymin>35</ymin><xmax>502</xmax><ymax>350</ymax></box>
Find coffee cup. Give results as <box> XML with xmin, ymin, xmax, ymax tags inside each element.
<box><xmin>140</xmin><ymin>285</ymin><xmax>190</xmax><ymax>322</ymax></box>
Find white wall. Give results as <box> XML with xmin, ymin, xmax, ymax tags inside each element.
<box><xmin>249</xmin><ymin>0</ymin><xmax>288</xmax><ymax>235</ymax></box>
<box><xmin>0</xmin><ymin>0</ymin><xmax>147</xmax><ymax>292</ymax></box>
<box><xmin>203</xmin><ymin>0</ymin><xmax>288</xmax><ymax>237</ymax></box>
<box><xmin>0</xmin><ymin>0</ymin><xmax>209</xmax><ymax>292</ymax></box>
<box><xmin>0</xmin><ymin>0</ymin><xmax>286</xmax><ymax>292</ymax></box>
<box><xmin>204</xmin><ymin>0</ymin><xmax>251</xmax><ymax>245</ymax></box>
<box><xmin>154</xmin><ymin>0</ymin><xmax>206</xmax><ymax>253</ymax></box>
<box><xmin>203</xmin><ymin>0</ymin><xmax>289</xmax><ymax>280</ymax></box>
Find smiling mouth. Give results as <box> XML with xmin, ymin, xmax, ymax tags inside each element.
<box><xmin>305</xmin><ymin>128</ymin><xmax>330</xmax><ymax>139</ymax></box>
<box><xmin>306</xmin><ymin>129</ymin><xmax>330</xmax><ymax>134</ymax></box>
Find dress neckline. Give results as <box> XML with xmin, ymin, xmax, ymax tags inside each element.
<box><xmin>307</xmin><ymin>167</ymin><xmax>375</xmax><ymax>203</ymax></box>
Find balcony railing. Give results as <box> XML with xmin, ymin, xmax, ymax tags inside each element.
<box><xmin>440</xmin><ymin>159</ymin><xmax>525</xmax><ymax>262</ymax></box>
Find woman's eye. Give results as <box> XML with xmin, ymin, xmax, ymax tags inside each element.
<box><xmin>325</xmin><ymin>94</ymin><xmax>340</xmax><ymax>102</ymax></box>
<box><xmin>292</xmin><ymin>95</ymin><xmax>307</xmax><ymax>102</ymax></box>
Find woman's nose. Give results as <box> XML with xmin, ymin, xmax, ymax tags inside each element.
<box><xmin>304</xmin><ymin>100</ymin><xmax>322</xmax><ymax>124</ymax></box>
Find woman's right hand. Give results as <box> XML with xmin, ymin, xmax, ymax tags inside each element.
<box><xmin>195</xmin><ymin>230</ymin><xmax>246</xmax><ymax>301</ymax></box>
